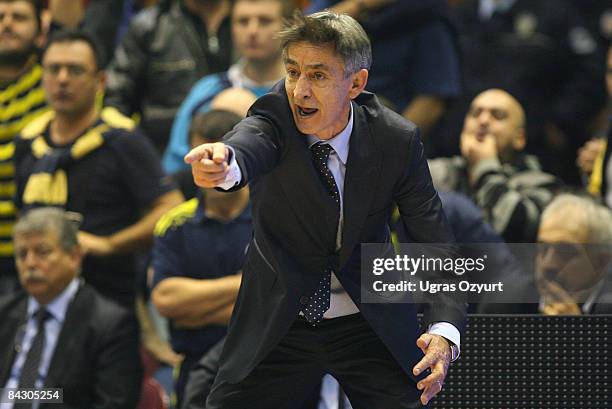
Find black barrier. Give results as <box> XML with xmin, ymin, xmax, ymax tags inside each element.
<box><xmin>420</xmin><ymin>315</ymin><xmax>612</xmax><ymax>409</ymax></box>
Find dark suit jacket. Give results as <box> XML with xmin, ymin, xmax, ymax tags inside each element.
<box><xmin>0</xmin><ymin>282</ymin><xmax>142</xmax><ymax>409</ymax></box>
<box><xmin>216</xmin><ymin>81</ymin><xmax>466</xmax><ymax>383</ymax></box>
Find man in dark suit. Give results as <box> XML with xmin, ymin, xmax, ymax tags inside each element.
<box><xmin>479</xmin><ymin>193</ymin><xmax>612</xmax><ymax>315</ymax></box>
<box><xmin>186</xmin><ymin>11</ymin><xmax>466</xmax><ymax>408</ymax></box>
<box><xmin>0</xmin><ymin>207</ymin><xmax>142</xmax><ymax>409</ymax></box>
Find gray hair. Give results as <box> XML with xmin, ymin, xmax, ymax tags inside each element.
<box><xmin>541</xmin><ymin>194</ymin><xmax>612</xmax><ymax>244</ymax></box>
<box><xmin>14</xmin><ymin>208</ymin><xmax>82</xmax><ymax>251</ymax></box>
<box><xmin>278</xmin><ymin>10</ymin><xmax>372</xmax><ymax>75</ymax></box>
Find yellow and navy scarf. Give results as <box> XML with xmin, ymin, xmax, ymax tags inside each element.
<box><xmin>20</xmin><ymin>107</ymin><xmax>133</xmax><ymax>208</ymax></box>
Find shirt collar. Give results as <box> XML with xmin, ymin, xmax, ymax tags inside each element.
<box><xmin>582</xmin><ymin>278</ymin><xmax>606</xmax><ymax>314</ymax></box>
<box><xmin>27</xmin><ymin>278</ymin><xmax>80</xmax><ymax>323</ymax></box>
<box><xmin>307</xmin><ymin>102</ymin><xmax>353</xmax><ymax>165</ymax></box>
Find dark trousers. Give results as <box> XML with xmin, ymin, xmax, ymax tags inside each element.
<box><xmin>206</xmin><ymin>313</ymin><xmax>424</xmax><ymax>409</ymax></box>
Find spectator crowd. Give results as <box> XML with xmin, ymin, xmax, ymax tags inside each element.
<box><xmin>0</xmin><ymin>0</ymin><xmax>611</xmax><ymax>408</ymax></box>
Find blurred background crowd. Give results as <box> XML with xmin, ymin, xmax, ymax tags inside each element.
<box><xmin>0</xmin><ymin>1</ymin><xmax>611</xmax><ymax>408</ymax></box>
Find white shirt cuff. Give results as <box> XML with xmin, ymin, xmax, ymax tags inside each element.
<box><xmin>428</xmin><ymin>322</ymin><xmax>461</xmax><ymax>356</ymax></box>
<box><xmin>217</xmin><ymin>146</ymin><xmax>242</xmax><ymax>190</ymax></box>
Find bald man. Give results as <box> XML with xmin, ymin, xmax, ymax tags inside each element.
<box><xmin>429</xmin><ymin>89</ymin><xmax>562</xmax><ymax>242</ymax></box>
<box><xmin>210</xmin><ymin>87</ymin><xmax>257</xmax><ymax>118</ymax></box>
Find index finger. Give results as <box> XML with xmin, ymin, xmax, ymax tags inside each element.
<box><xmin>185</xmin><ymin>144</ymin><xmax>213</xmax><ymax>164</ymax></box>
<box><xmin>185</xmin><ymin>142</ymin><xmax>228</xmax><ymax>164</ymax></box>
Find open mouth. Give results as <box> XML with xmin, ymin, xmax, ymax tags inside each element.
<box><xmin>297</xmin><ymin>106</ymin><xmax>318</xmax><ymax>118</ymax></box>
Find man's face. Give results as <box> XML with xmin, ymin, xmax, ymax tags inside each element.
<box><xmin>15</xmin><ymin>230</ymin><xmax>81</xmax><ymax>304</ymax></box>
<box><xmin>284</xmin><ymin>42</ymin><xmax>367</xmax><ymax>140</ymax></box>
<box><xmin>461</xmin><ymin>90</ymin><xmax>525</xmax><ymax>162</ymax></box>
<box><xmin>536</xmin><ymin>213</ymin><xmax>606</xmax><ymax>293</ymax></box>
<box><xmin>42</xmin><ymin>41</ymin><xmax>103</xmax><ymax>117</ymax></box>
<box><xmin>0</xmin><ymin>1</ymin><xmax>41</xmax><ymax>62</ymax></box>
<box><xmin>232</xmin><ymin>0</ymin><xmax>283</xmax><ymax>62</ymax></box>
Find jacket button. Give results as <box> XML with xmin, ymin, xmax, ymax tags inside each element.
<box><xmin>299</xmin><ymin>296</ymin><xmax>310</xmax><ymax>305</ymax></box>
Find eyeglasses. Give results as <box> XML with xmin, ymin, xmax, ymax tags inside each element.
<box><xmin>42</xmin><ymin>63</ymin><xmax>94</xmax><ymax>78</ymax></box>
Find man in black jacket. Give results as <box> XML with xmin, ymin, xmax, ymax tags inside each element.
<box><xmin>187</xmin><ymin>11</ymin><xmax>466</xmax><ymax>409</ymax></box>
<box><xmin>105</xmin><ymin>0</ymin><xmax>234</xmax><ymax>152</ymax></box>
<box><xmin>0</xmin><ymin>207</ymin><xmax>142</xmax><ymax>409</ymax></box>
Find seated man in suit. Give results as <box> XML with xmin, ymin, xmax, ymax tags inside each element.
<box><xmin>186</xmin><ymin>11</ymin><xmax>465</xmax><ymax>409</ymax></box>
<box><xmin>0</xmin><ymin>207</ymin><xmax>142</xmax><ymax>409</ymax></box>
<box><xmin>479</xmin><ymin>193</ymin><xmax>612</xmax><ymax>315</ymax></box>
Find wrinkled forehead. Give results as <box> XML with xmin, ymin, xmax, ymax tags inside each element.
<box><xmin>284</xmin><ymin>42</ymin><xmax>344</xmax><ymax>70</ymax></box>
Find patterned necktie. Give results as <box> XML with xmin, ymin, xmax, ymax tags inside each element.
<box><xmin>301</xmin><ymin>143</ymin><xmax>339</xmax><ymax>325</ymax></box>
<box><xmin>17</xmin><ymin>309</ymin><xmax>50</xmax><ymax>391</ymax></box>
<box><xmin>310</xmin><ymin>143</ymin><xmax>341</xmax><ymax>209</ymax></box>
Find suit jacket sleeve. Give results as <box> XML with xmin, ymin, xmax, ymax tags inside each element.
<box><xmin>221</xmin><ymin>89</ymin><xmax>299</xmax><ymax>189</ymax></box>
<box><xmin>393</xmin><ymin>128</ymin><xmax>466</xmax><ymax>334</ymax></box>
<box><xmin>91</xmin><ymin>306</ymin><xmax>143</xmax><ymax>409</ymax></box>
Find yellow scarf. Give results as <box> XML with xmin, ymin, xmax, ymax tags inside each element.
<box><xmin>20</xmin><ymin>111</ymin><xmax>112</xmax><ymax>207</ymax></box>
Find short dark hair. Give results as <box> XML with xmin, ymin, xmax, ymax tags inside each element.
<box><xmin>233</xmin><ymin>0</ymin><xmax>296</xmax><ymax>20</ymax></box>
<box><xmin>43</xmin><ymin>29</ymin><xmax>103</xmax><ymax>70</ymax></box>
<box><xmin>278</xmin><ymin>10</ymin><xmax>372</xmax><ymax>75</ymax></box>
<box><xmin>189</xmin><ymin>110</ymin><xmax>243</xmax><ymax>144</ymax></box>
<box><xmin>0</xmin><ymin>0</ymin><xmax>43</xmax><ymax>31</ymax></box>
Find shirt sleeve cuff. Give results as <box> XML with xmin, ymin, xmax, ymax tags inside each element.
<box><xmin>428</xmin><ymin>322</ymin><xmax>461</xmax><ymax>357</ymax></box>
<box><xmin>217</xmin><ymin>147</ymin><xmax>242</xmax><ymax>190</ymax></box>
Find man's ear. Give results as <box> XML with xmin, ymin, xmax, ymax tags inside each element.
<box><xmin>37</xmin><ymin>10</ymin><xmax>51</xmax><ymax>48</ymax></box>
<box><xmin>96</xmin><ymin>70</ymin><xmax>107</xmax><ymax>91</ymax></box>
<box><xmin>512</xmin><ymin>128</ymin><xmax>527</xmax><ymax>152</ymax></box>
<box><xmin>69</xmin><ymin>244</ymin><xmax>84</xmax><ymax>271</ymax></box>
<box><xmin>348</xmin><ymin>69</ymin><xmax>368</xmax><ymax>99</ymax></box>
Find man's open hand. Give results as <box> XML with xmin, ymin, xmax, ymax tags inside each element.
<box><xmin>184</xmin><ymin>142</ymin><xmax>230</xmax><ymax>188</ymax></box>
<box><xmin>412</xmin><ymin>334</ymin><xmax>451</xmax><ymax>405</ymax></box>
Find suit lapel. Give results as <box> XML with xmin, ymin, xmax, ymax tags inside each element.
<box><xmin>262</xmin><ymin>83</ymin><xmax>340</xmax><ymax>249</ymax></box>
<box><xmin>340</xmin><ymin>102</ymin><xmax>381</xmax><ymax>267</ymax></box>
<box><xmin>276</xmin><ymin>131</ymin><xmax>340</xmax><ymax>246</ymax></box>
<box><xmin>44</xmin><ymin>284</ymin><xmax>92</xmax><ymax>387</ymax></box>
<box><xmin>0</xmin><ymin>296</ymin><xmax>27</xmax><ymax>386</ymax></box>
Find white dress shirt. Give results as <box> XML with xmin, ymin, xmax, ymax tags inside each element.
<box><xmin>1</xmin><ymin>279</ymin><xmax>80</xmax><ymax>409</ymax></box>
